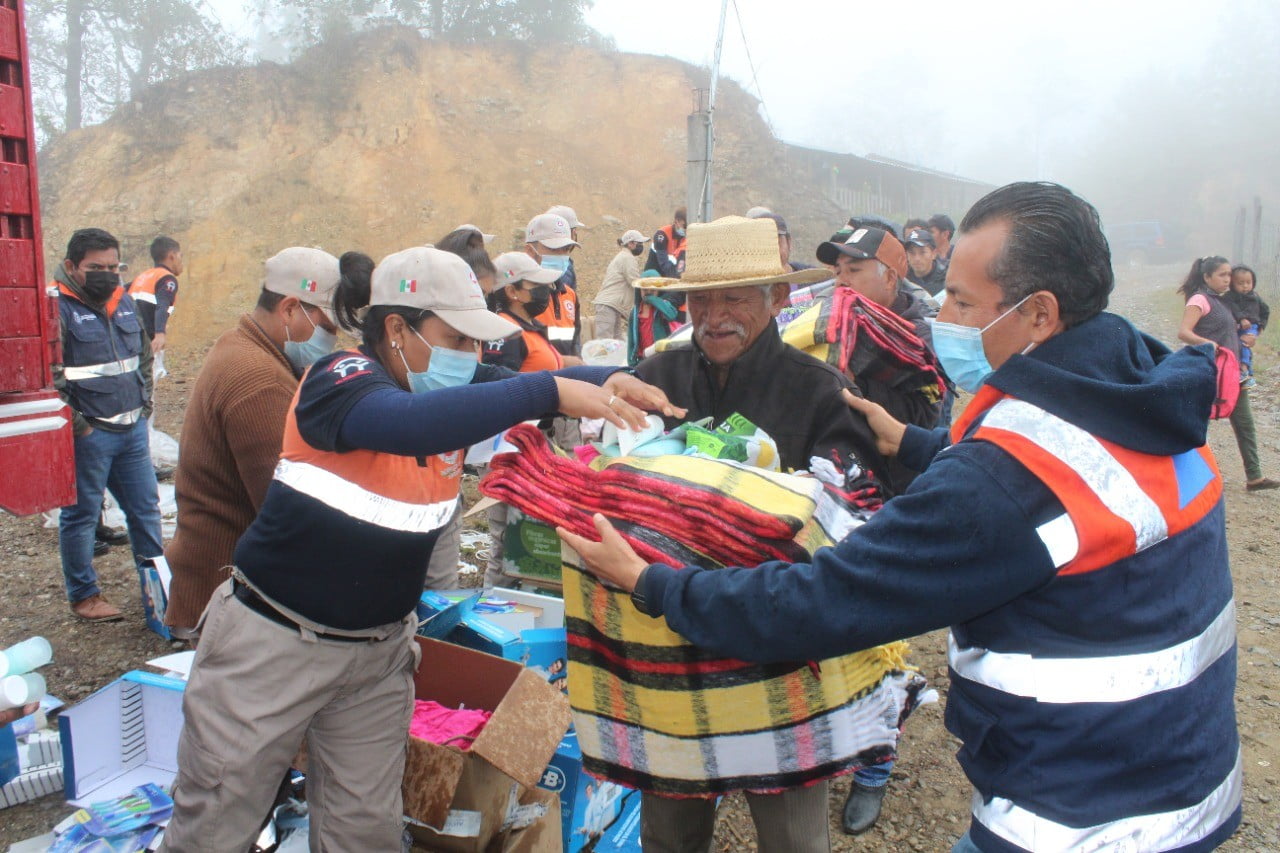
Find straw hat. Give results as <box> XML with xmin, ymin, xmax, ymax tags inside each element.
<box><xmin>641</xmin><ymin>216</ymin><xmax>828</xmax><ymax>291</ymax></box>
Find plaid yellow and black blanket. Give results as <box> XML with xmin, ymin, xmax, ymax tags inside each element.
<box><xmin>481</xmin><ymin>426</ymin><xmax>930</xmax><ymax>797</ymax></box>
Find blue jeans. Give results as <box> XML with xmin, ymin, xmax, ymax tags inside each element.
<box><xmin>1241</xmin><ymin>323</ymin><xmax>1258</xmax><ymax>373</ymax></box>
<box><xmin>59</xmin><ymin>420</ymin><xmax>163</xmax><ymax>603</ymax></box>
<box><xmin>854</xmin><ymin>759</ymin><xmax>893</xmax><ymax>787</ymax></box>
<box><xmin>951</xmin><ymin>830</ymin><xmax>982</xmax><ymax>853</ymax></box>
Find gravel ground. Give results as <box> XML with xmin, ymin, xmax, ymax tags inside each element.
<box><xmin>2</xmin><ymin>265</ymin><xmax>1278</xmax><ymax>850</ymax></box>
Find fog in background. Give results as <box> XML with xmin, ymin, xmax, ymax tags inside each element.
<box><xmin>583</xmin><ymin>0</ymin><xmax>1280</xmax><ymax>252</ymax></box>
<box><xmin>124</xmin><ymin>0</ymin><xmax>1280</xmax><ymax>259</ymax></box>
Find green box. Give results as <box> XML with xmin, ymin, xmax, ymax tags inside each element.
<box><xmin>502</xmin><ymin>507</ymin><xmax>563</xmax><ymax>585</ymax></box>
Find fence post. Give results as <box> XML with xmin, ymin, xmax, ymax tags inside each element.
<box><xmin>1251</xmin><ymin>196</ymin><xmax>1263</xmax><ymax>266</ymax></box>
<box><xmin>1233</xmin><ymin>206</ymin><xmax>1246</xmax><ymax>262</ymax></box>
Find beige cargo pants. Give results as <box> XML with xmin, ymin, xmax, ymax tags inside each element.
<box><xmin>160</xmin><ymin>580</ymin><xmax>418</xmax><ymax>852</ymax></box>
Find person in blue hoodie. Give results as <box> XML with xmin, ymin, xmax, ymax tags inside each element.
<box><xmin>561</xmin><ymin>182</ymin><xmax>1241</xmax><ymax>853</ymax></box>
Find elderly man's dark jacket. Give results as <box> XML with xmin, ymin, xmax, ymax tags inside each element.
<box><xmin>635</xmin><ymin>322</ymin><xmax>895</xmax><ymax>493</ymax></box>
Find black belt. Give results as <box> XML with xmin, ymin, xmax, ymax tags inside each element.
<box><xmin>232</xmin><ymin>581</ymin><xmax>373</xmax><ymax>643</ymax></box>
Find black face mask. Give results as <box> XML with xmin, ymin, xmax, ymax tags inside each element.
<box><xmin>524</xmin><ymin>285</ymin><xmax>552</xmax><ymax>317</ymax></box>
<box><xmin>82</xmin><ymin>270</ymin><xmax>120</xmax><ymax>303</ymax></box>
<box><xmin>629</xmin><ymin>244</ymin><xmax>644</xmax><ymax>256</ymax></box>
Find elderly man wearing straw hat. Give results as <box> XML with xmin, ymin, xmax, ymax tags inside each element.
<box><xmin>630</xmin><ymin>216</ymin><xmax>893</xmax><ymax>853</ymax></box>
<box><xmin>635</xmin><ymin>216</ymin><xmax>892</xmax><ymax>481</ymax></box>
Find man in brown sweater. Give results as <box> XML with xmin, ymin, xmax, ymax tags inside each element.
<box><xmin>164</xmin><ymin>248</ymin><xmax>342</xmax><ymax>638</ymax></box>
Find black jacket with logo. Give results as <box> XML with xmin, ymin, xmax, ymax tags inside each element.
<box><xmin>634</xmin><ymin>323</ymin><xmax>896</xmax><ymax>494</ymax></box>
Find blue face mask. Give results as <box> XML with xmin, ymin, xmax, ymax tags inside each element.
<box><xmin>283</xmin><ymin>308</ymin><xmax>336</xmax><ymax>371</ymax></box>
<box><xmin>928</xmin><ymin>294</ymin><xmax>1034</xmax><ymax>393</ymax></box>
<box><xmin>399</xmin><ymin>330</ymin><xmax>478</xmax><ymax>392</ymax></box>
<box><xmin>540</xmin><ymin>254</ymin><xmax>571</xmax><ymax>275</ymax></box>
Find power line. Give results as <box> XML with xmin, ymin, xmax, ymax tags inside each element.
<box><xmin>730</xmin><ymin>0</ymin><xmax>775</xmax><ymax>135</ymax></box>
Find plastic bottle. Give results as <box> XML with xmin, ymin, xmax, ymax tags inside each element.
<box><xmin>0</xmin><ymin>672</ymin><xmax>46</xmax><ymax>711</ymax></box>
<box><xmin>0</xmin><ymin>636</ymin><xmax>52</xmax><ymax>678</ymax></box>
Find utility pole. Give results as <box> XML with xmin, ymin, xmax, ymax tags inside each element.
<box><xmin>686</xmin><ymin>0</ymin><xmax>730</xmax><ymax>224</ymax></box>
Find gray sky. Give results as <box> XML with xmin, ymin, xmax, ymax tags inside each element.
<box><xmin>586</xmin><ymin>0</ymin><xmax>1230</xmax><ymax>184</ymax></box>
<box><xmin>205</xmin><ymin>0</ymin><xmax>1259</xmax><ymax>186</ymax></box>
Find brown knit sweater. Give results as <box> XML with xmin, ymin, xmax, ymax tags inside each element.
<box><xmin>164</xmin><ymin>314</ymin><xmax>298</xmax><ymax>629</ymax></box>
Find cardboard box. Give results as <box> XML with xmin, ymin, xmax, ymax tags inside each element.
<box><xmin>408</xmin><ymin>784</ymin><xmax>561</xmax><ymax>853</ymax></box>
<box><xmin>487</xmin><ymin>589</ymin><xmax>565</xmax><ymax>631</ymax></box>
<box><xmin>538</xmin><ymin>730</ymin><xmax>642</xmax><ymax>852</ymax></box>
<box><xmin>137</xmin><ymin>557</ymin><xmax>172</xmax><ymax>641</ymax></box>
<box><xmin>402</xmin><ymin>638</ymin><xmax>571</xmax><ymax>852</ymax></box>
<box><xmin>58</xmin><ymin>671</ymin><xmax>185</xmax><ymax>806</ymax></box>
<box><xmin>494</xmin><ymin>787</ymin><xmax>561</xmax><ymax>853</ymax></box>
<box><xmin>418</xmin><ymin>592</ymin><xmax>525</xmax><ymax>662</ymax></box>
<box><xmin>417</xmin><ymin>593</ymin><xmax>567</xmax><ymax>681</ymax></box>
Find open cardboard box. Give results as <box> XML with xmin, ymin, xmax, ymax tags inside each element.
<box><xmin>403</xmin><ymin>637</ymin><xmax>571</xmax><ymax>852</ymax></box>
<box><xmin>58</xmin><ymin>671</ymin><xmax>185</xmax><ymax>806</ymax></box>
<box><xmin>408</xmin><ymin>786</ymin><xmax>561</xmax><ymax>853</ymax></box>
<box><xmin>417</xmin><ymin>592</ymin><xmax>567</xmax><ymax>682</ymax></box>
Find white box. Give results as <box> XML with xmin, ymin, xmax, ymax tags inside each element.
<box><xmin>58</xmin><ymin>671</ymin><xmax>185</xmax><ymax>806</ymax></box>
<box><xmin>489</xmin><ymin>588</ymin><xmax>565</xmax><ymax>629</ymax></box>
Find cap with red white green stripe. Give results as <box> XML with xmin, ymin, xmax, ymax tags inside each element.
<box><xmin>372</xmin><ymin>246</ymin><xmax>519</xmax><ymax>341</ymax></box>
<box><xmin>263</xmin><ymin>247</ymin><xmax>341</xmax><ymax>323</ymax></box>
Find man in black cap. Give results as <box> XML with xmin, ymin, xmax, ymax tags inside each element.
<box><xmin>904</xmin><ymin>228</ymin><xmax>948</xmax><ymax>297</ymax></box>
<box><xmin>815</xmin><ymin>226</ymin><xmax>942</xmax><ymax>496</ymax></box>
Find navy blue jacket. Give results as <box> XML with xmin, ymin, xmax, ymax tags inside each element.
<box><xmin>53</xmin><ymin>269</ymin><xmax>153</xmax><ymax>433</ymax></box>
<box><xmin>638</xmin><ymin>313</ymin><xmax>1240</xmax><ymax>852</ymax></box>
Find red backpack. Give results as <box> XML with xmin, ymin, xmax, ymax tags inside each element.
<box><xmin>1211</xmin><ymin>346</ymin><xmax>1240</xmax><ymax>419</ymax></box>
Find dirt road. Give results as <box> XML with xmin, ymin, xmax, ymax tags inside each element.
<box><xmin>2</xmin><ymin>264</ymin><xmax>1277</xmax><ymax>850</ymax></box>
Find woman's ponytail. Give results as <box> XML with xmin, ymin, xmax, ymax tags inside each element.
<box><xmin>333</xmin><ymin>250</ymin><xmax>375</xmax><ymax>333</ymax></box>
<box><xmin>1177</xmin><ymin>256</ymin><xmax>1228</xmax><ymax>301</ymax></box>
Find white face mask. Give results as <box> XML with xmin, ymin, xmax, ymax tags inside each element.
<box><xmin>928</xmin><ymin>294</ymin><xmax>1034</xmax><ymax>393</ymax></box>
<box><xmin>284</xmin><ymin>307</ymin><xmax>336</xmax><ymax>370</ymax></box>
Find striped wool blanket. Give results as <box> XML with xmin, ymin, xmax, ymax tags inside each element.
<box><xmin>481</xmin><ymin>425</ymin><xmax>930</xmax><ymax>797</ymax></box>
<box><xmin>780</xmin><ymin>284</ymin><xmax>944</xmax><ymax>404</ymax></box>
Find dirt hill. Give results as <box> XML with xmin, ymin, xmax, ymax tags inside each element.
<box><xmin>36</xmin><ymin>28</ymin><xmax>843</xmax><ymax>356</ymax></box>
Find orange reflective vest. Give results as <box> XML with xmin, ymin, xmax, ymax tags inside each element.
<box><xmin>953</xmin><ymin>384</ymin><xmax>1223</xmax><ymax>576</ymax></box>
<box><xmin>274</xmin><ymin>382</ymin><xmax>462</xmax><ymax>536</ymax></box>
<box><xmin>535</xmin><ymin>284</ymin><xmax>578</xmax><ymax>346</ymax></box>
<box><xmin>128</xmin><ymin>266</ymin><xmax>177</xmax><ymax>308</ymax></box>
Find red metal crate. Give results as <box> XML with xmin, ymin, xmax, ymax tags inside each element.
<box><xmin>0</xmin><ymin>283</ymin><xmax>35</xmax><ymax>335</ymax></box>
<box><xmin>0</xmin><ymin>7</ymin><xmax>17</xmax><ymax>63</ymax></box>
<box><xmin>0</xmin><ymin>82</ymin><xmax>23</xmax><ymax>137</ymax></box>
<box><xmin>0</xmin><ymin>234</ymin><xmax>35</xmax><ymax>285</ymax></box>
<box><xmin>0</xmin><ymin>335</ymin><xmax>42</xmax><ymax>393</ymax></box>
<box><xmin>0</xmin><ymin>389</ymin><xmax>75</xmax><ymax>515</ymax></box>
<box><xmin>0</xmin><ymin>1</ymin><xmax>66</xmax><ymax>514</ymax></box>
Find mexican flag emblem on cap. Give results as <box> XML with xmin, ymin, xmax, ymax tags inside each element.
<box><xmin>300</xmin><ymin>279</ymin><xmax>317</xmax><ymax>292</ymax></box>
<box><xmin>399</xmin><ymin>279</ymin><xmax>417</xmax><ymax>293</ymax></box>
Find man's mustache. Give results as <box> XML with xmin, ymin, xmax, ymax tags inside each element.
<box><xmin>694</xmin><ymin>322</ymin><xmax>747</xmax><ymax>340</ymax></box>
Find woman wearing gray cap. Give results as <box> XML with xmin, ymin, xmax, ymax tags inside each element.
<box><xmin>161</xmin><ymin>247</ymin><xmax>681</xmax><ymax>852</ymax></box>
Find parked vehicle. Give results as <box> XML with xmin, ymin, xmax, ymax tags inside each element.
<box><xmin>1104</xmin><ymin>220</ymin><xmax>1184</xmax><ymax>266</ymax></box>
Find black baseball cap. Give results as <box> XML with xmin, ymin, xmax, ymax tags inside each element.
<box><xmin>904</xmin><ymin>228</ymin><xmax>936</xmax><ymax>249</ymax></box>
<box><xmin>816</xmin><ymin>226</ymin><xmax>908</xmax><ymax>278</ymax></box>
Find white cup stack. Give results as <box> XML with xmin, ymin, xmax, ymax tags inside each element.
<box><xmin>0</xmin><ymin>636</ymin><xmax>52</xmax><ymax>712</ymax></box>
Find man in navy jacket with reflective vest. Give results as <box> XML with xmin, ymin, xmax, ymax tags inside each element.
<box><xmin>52</xmin><ymin>227</ymin><xmax>163</xmax><ymax>624</ymax></box>
<box><xmin>562</xmin><ymin>182</ymin><xmax>1241</xmax><ymax>853</ymax></box>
